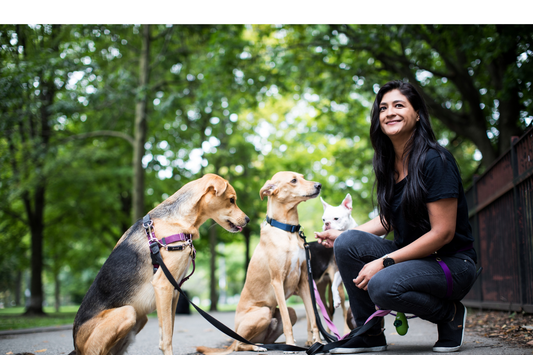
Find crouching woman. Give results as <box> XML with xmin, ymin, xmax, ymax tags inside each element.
<box><xmin>316</xmin><ymin>80</ymin><xmax>477</xmax><ymax>353</ymax></box>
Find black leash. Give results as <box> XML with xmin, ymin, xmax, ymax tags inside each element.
<box><xmin>265</xmin><ymin>215</ymin><xmax>340</xmax><ymax>343</ymax></box>
<box><xmin>264</xmin><ymin>216</ymin><xmax>382</xmax><ymax>354</ymax></box>
<box><xmin>149</xmin><ymin>214</ymin><xmax>381</xmax><ymax>355</ymax></box>
<box><xmin>151</xmin><ymin>249</ymin><xmax>308</xmax><ymax>352</ymax></box>
<box><xmin>142</xmin><ymin>213</ymin><xmax>306</xmax><ymax>351</ymax></box>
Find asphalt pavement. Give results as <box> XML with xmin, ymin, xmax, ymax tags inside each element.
<box><xmin>1</xmin><ymin>305</ymin><xmax>531</xmax><ymax>355</ymax></box>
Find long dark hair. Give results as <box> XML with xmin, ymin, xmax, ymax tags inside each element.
<box><xmin>370</xmin><ymin>80</ymin><xmax>447</xmax><ymax>233</ymax></box>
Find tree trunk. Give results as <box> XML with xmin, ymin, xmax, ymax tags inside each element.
<box><xmin>15</xmin><ymin>271</ymin><xmax>22</xmax><ymax>306</ymax></box>
<box><xmin>54</xmin><ymin>272</ymin><xmax>60</xmax><ymax>313</ymax></box>
<box><xmin>209</xmin><ymin>220</ymin><xmax>219</xmax><ymax>311</ymax></box>
<box><xmin>24</xmin><ymin>25</ymin><xmax>60</xmax><ymax>315</ymax></box>
<box><xmin>25</xmin><ymin>207</ymin><xmax>45</xmax><ymax>315</ymax></box>
<box><xmin>133</xmin><ymin>24</ymin><xmax>151</xmax><ymax>222</ymax></box>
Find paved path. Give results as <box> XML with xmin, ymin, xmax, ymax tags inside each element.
<box><xmin>1</xmin><ymin>306</ymin><xmax>531</xmax><ymax>355</ymax></box>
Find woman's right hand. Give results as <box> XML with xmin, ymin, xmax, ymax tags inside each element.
<box><xmin>314</xmin><ymin>229</ymin><xmax>342</xmax><ymax>248</ymax></box>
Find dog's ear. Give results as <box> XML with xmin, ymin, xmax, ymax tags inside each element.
<box><xmin>320</xmin><ymin>197</ymin><xmax>330</xmax><ymax>211</ymax></box>
<box><xmin>205</xmin><ymin>174</ymin><xmax>228</xmax><ymax>197</ymax></box>
<box><xmin>342</xmin><ymin>193</ymin><xmax>353</xmax><ymax>210</ymax></box>
<box><xmin>260</xmin><ymin>180</ymin><xmax>277</xmax><ymax>200</ymax></box>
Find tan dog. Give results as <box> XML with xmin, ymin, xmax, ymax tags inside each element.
<box><xmin>71</xmin><ymin>174</ymin><xmax>249</xmax><ymax>355</ymax></box>
<box><xmin>197</xmin><ymin>171</ymin><xmax>322</xmax><ymax>354</ymax></box>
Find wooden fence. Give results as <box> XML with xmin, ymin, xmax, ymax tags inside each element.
<box><xmin>463</xmin><ymin>125</ymin><xmax>533</xmax><ymax>313</ymax></box>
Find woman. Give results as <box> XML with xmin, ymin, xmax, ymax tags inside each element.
<box><xmin>315</xmin><ymin>80</ymin><xmax>477</xmax><ymax>353</ymax></box>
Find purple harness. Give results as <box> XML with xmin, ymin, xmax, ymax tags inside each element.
<box><xmin>142</xmin><ymin>214</ymin><xmax>196</xmax><ymax>287</ymax></box>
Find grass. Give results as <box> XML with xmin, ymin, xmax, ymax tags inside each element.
<box><xmin>0</xmin><ymin>298</ymin><xmax>304</xmax><ymax>331</ymax></box>
<box><xmin>0</xmin><ymin>306</ymin><xmax>79</xmax><ymax>331</ymax></box>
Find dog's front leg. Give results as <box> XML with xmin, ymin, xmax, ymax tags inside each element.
<box><xmin>332</xmin><ymin>271</ymin><xmax>343</xmax><ymax>309</ymax></box>
<box><xmin>153</xmin><ymin>270</ymin><xmax>176</xmax><ymax>355</ymax></box>
<box><xmin>270</xmin><ymin>279</ymin><xmax>296</xmax><ymax>345</ymax></box>
<box><xmin>298</xmin><ymin>273</ymin><xmax>320</xmax><ymax>346</ymax></box>
<box><xmin>171</xmin><ymin>290</ymin><xmax>179</xmax><ymax>332</ymax></box>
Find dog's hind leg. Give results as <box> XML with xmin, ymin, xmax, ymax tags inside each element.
<box><xmin>263</xmin><ymin>307</ymin><xmax>297</xmax><ymax>344</ymax></box>
<box><xmin>233</xmin><ymin>306</ymin><xmax>273</xmax><ymax>351</ymax></box>
<box><xmin>109</xmin><ymin>314</ymin><xmax>148</xmax><ymax>355</ymax></box>
<box><xmin>77</xmin><ymin>306</ymin><xmax>137</xmax><ymax>355</ymax></box>
<box><xmin>135</xmin><ymin>314</ymin><xmax>149</xmax><ymax>334</ymax></box>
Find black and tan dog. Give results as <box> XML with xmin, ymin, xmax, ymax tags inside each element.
<box><xmin>70</xmin><ymin>174</ymin><xmax>249</xmax><ymax>355</ymax></box>
<box><xmin>197</xmin><ymin>171</ymin><xmax>322</xmax><ymax>354</ymax></box>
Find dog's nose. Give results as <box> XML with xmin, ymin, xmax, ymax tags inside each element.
<box><xmin>315</xmin><ymin>183</ymin><xmax>322</xmax><ymax>190</ymax></box>
<box><xmin>245</xmin><ymin>216</ymin><xmax>250</xmax><ymax>224</ymax></box>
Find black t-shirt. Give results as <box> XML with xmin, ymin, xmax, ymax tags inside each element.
<box><xmin>391</xmin><ymin>148</ymin><xmax>477</xmax><ymax>263</ymax></box>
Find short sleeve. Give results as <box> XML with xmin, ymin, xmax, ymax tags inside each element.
<box><xmin>424</xmin><ymin>151</ymin><xmax>460</xmax><ymax>203</ymax></box>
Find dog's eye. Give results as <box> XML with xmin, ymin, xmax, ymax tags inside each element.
<box><xmin>334</xmin><ymin>218</ymin><xmax>339</xmax><ymax>220</ymax></box>
<box><xmin>291</xmin><ymin>178</ymin><xmax>297</xmax><ymax>183</ymax></box>
<box><xmin>230</xmin><ymin>198</ymin><xmax>235</xmax><ymax>204</ymax></box>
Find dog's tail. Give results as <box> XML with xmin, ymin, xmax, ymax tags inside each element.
<box><xmin>196</xmin><ymin>341</ymin><xmax>237</xmax><ymax>355</ymax></box>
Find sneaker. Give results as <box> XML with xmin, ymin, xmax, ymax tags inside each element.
<box><xmin>330</xmin><ymin>332</ymin><xmax>387</xmax><ymax>354</ymax></box>
<box><xmin>433</xmin><ymin>302</ymin><xmax>467</xmax><ymax>352</ymax></box>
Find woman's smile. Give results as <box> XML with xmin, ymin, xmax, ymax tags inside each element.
<box><xmin>379</xmin><ymin>89</ymin><xmax>419</xmax><ymax>140</ymax></box>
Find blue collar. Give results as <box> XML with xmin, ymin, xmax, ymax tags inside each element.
<box><xmin>265</xmin><ymin>215</ymin><xmax>301</xmax><ymax>233</ymax></box>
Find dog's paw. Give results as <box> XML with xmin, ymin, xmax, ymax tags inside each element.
<box><xmin>253</xmin><ymin>346</ymin><xmax>267</xmax><ymax>352</ymax></box>
<box><xmin>333</xmin><ymin>297</ymin><xmax>341</xmax><ymax>308</ymax></box>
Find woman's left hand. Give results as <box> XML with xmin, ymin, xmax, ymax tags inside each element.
<box><xmin>353</xmin><ymin>258</ymin><xmax>384</xmax><ymax>291</ymax></box>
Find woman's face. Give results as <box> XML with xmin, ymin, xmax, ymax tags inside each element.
<box><xmin>378</xmin><ymin>89</ymin><xmax>419</xmax><ymax>142</ymax></box>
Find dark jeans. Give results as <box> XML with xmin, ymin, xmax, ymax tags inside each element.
<box><xmin>334</xmin><ymin>230</ymin><xmax>477</xmax><ymax>328</ymax></box>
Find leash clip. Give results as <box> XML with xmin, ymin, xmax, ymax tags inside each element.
<box><xmin>142</xmin><ymin>218</ymin><xmax>153</xmax><ymax>229</ymax></box>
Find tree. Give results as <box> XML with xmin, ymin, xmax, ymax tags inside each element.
<box><xmin>255</xmin><ymin>25</ymin><xmax>533</xmax><ymax>170</ymax></box>
<box><xmin>0</xmin><ymin>24</ymin><xmax>85</xmax><ymax>314</ymax></box>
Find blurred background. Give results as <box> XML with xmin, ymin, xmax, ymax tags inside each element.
<box><xmin>1</xmin><ymin>24</ymin><xmax>532</xmax><ymax>318</ymax></box>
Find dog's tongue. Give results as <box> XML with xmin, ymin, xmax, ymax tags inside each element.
<box><xmin>237</xmin><ymin>225</ymin><xmax>243</xmax><ymax>232</ymax></box>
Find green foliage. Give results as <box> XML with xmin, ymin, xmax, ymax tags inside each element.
<box><xmin>1</xmin><ymin>25</ymin><xmax>531</xmax><ymax>314</ymax></box>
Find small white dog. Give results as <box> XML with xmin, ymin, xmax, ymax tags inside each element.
<box><xmin>320</xmin><ymin>193</ymin><xmax>357</xmax><ymax>308</ymax></box>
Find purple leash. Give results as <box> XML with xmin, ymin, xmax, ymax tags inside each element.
<box><xmin>312</xmin><ymin>280</ymin><xmax>348</xmax><ymax>340</ymax></box>
<box><xmin>363</xmin><ymin>244</ymin><xmax>475</xmax><ymax>326</ymax></box>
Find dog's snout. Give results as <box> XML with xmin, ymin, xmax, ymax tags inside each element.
<box><xmin>245</xmin><ymin>216</ymin><xmax>250</xmax><ymax>224</ymax></box>
<box><xmin>315</xmin><ymin>183</ymin><xmax>322</xmax><ymax>190</ymax></box>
